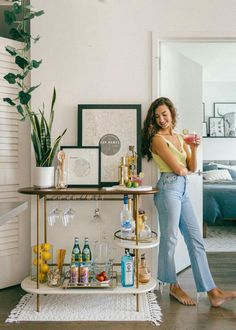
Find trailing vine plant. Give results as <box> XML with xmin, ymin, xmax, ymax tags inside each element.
<box><xmin>3</xmin><ymin>0</ymin><xmax>66</xmax><ymax>167</ymax></box>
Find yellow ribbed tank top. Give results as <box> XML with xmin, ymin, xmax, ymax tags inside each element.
<box><xmin>151</xmin><ymin>134</ymin><xmax>187</xmax><ymax>172</ymax></box>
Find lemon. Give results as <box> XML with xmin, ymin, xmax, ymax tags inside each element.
<box><xmin>139</xmin><ymin>172</ymin><xmax>145</xmax><ymax>179</ymax></box>
<box><xmin>40</xmin><ymin>263</ymin><xmax>49</xmax><ymax>273</ymax></box>
<box><xmin>42</xmin><ymin>251</ymin><xmax>51</xmax><ymax>261</ymax></box>
<box><xmin>42</xmin><ymin>243</ymin><xmax>51</xmax><ymax>251</ymax></box>
<box><xmin>33</xmin><ymin>257</ymin><xmax>42</xmax><ymax>266</ymax></box>
<box><xmin>33</xmin><ymin>244</ymin><xmax>42</xmax><ymax>254</ymax></box>
<box><xmin>38</xmin><ymin>272</ymin><xmax>46</xmax><ymax>282</ymax></box>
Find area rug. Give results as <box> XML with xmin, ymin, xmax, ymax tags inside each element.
<box><xmin>6</xmin><ymin>292</ymin><xmax>162</xmax><ymax>326</ymax></box>
<box><xmin>204</xmin><ymin>226</ymin><xmax>236</xmax><ymax>252</ymax></box>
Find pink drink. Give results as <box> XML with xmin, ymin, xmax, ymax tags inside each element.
<box><xmin>184</xmin><ymin>134</ymin><xmax>197</xmax><ymax>144</ymax></box>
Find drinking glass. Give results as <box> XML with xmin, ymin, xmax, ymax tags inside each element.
<box><xmin>90</xmin><ymin>197</ymin><xmax>104</xmax><ymax>225</ymax></box>
<box><xmin>61</xmin><ymin>207</ymin><xmax>75</xmax><ymax>227</ymax></box>
<box><xmin>183</xmin><ymin>131</ymin><xmax>197</xmax><ymax>144</ymax></box>
<box><xmin>48</xmin><ymin>208</ymin><xmax>61</xmax><ymax>227</ymax></box>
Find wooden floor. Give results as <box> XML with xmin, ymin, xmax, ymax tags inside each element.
<box><xmin>0</xmin><ymin>252</ymin><xmax>235</xmax><ymax>330</ymax></box>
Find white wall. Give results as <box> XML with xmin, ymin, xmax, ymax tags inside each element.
<box><xmin>203</xmin><ymin>81</ymin><xmax>236</xmax><ymax>160</ymax></box>
<box><xmin>30</xmin><ymin>0</ymin><xmax>236</xmax><ymax>274</ymax></box>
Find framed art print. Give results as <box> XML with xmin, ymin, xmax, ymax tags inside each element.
<box><xmin>209</xmin><ymin>117</ymin><xmax>225</xmax><ymax>137</ymax></box>
<box><xmin>61</xmin><ymin>146</ymin><xmax>101</xmax><ymax>187</ymax></box>
<box><xmin>77</xmin><ymin>104</ymin><xmax>141</xmax><ymax>186</ymax></box>
<box><xmin>214</xmin><ymin>102</ymin><xmax>236</xmax><ymax>137</ymax></box>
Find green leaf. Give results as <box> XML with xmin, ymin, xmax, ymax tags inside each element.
<box><xmin>49</xmin><ymin>88</ymin><xmax>56</xmax><ymax>131</ymax></box>
<box><xmin>13</xmin><ymin>3</ymin><xmax>22</xmax><ymax>15</ymax></box>
<box><xmin>16</xmin><ymin>104</ymin><xmax>25</xmax><ymax>117</ymax></box>
<box><xmin>35</xmin><ymin>10</ymin><xmax>45</xmax><ymax>17</ymax></box>
<box><xmin>4</xmin><ymin>73</ymin><xmax>17</xmax><ymax>84</ymax></box>
<box><xmin>3</xmin><ymin>97</ymin><xmax>16</xmax><ymax>106</ymax></box>
<box><xmin>23</xmin><ymin>13</ymin><xmax>35</xmax><ymax>21</ymax></box>
<box><xmin>19</xmin><ymin>91</ymin><xmax>31</xmax><ymax>105</ymax></box>
<box><xmin>44</xmin><ymin>129</ymin><xmax>67</xmax><ymax>166</ymax></box>
<box><xmin>15</xmin><ymin>55</ymin><xmax>29</xmax><ymax>69</ymax></box>
<box><xmin>5</xmin><ymin>46</ymin><xmax>16</xmax><ymax>56</ymax></box>
<box><xmin>4</xmin><ymin>10</ymin><xmax>16</xmax><ymax>25</ymax></box>
<box><xmin>9</xmin><ymin>28</ymin><xmax>23</xmax><ymax>41</ymax></box>
<box><xmin>31</xmin><ymin>59</ymin><xmax>42</xmax><ymax>68</ymax></box>
<box><xmin>27</xmin><ymin>84</ymin><xmax>41</xmax><ymax>94</ymax></box>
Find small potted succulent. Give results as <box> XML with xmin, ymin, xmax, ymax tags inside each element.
<box><xmin>3</xmin><ymin>0</ymin><xmax>66</xmax><ymax>187</ymax></box>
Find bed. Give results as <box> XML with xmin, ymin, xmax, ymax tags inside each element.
<box><xmin>203</xmin><ymin>160</ymin><xmax>236</xmax><ymax>237</ymax></box>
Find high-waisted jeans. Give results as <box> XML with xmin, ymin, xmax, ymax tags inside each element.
<box><xmin>154</xmin><ymin>172</ymin><xmax>216</xmax><ymax>292</ymax></box>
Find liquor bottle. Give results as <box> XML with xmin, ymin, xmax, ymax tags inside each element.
<box><xmin>121</xmin><ymin>248</ymin><xmax>134</xmax><ymax>287</ymax></box>
<box><xmin>118</xmin><ymin>156</ymin><xmax>129</xmax><ymax>185</ymax></box>
<box><xmin>70</xmin><ymin>254</ymin><xmax>79</xmax><ymax>284</ymax></box>
<box><xmin>71</xmin><ymin>237</ymin><xmax>81</xmax><ymax>263</ymax></box>
<box><xmin>120</xmin><ymin>195</ymin><xmax>132</xmax><ymax>239</ymax></box>
<box><xmin>78</xmin><ymin>253</ymin><xmax>89</xmax><ymax>284</ymax></box>
<box><xmin>127</xmin><ymin>145</ymin><xmax>137</xmax><ymax>180</ymax></box>
<box><xmin>139</xmin><ymin>253</ymin><xmax>151</xmax><ymax>283</ymax></box>
<box><xmin>82</xmin><ymin>237</ymin><xmax>92</xmax><ymax>262</ymax></box>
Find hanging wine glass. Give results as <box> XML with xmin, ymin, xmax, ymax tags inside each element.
<box><xmin>90</xmin><ymin>196</ymin><xmax>104</xmax><ymax>225</ymax></box>
<box><xmin>48</xmin><ymin>208</ymin><xmax>61</xmax><ymax>227</ymax></box>
<box><xmin>61</xmin><ymin>196</ymin><xmax>76</xmax><ymax>227</ymax></box>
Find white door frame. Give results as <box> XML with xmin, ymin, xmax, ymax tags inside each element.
<box><xmin>151</xmin><ymin>34</ymin><xmax>236</xmax><ymax>101</ymax></box>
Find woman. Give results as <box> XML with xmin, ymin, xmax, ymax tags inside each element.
<box><xmin>142</xmin><ymin>97</ymin><xmax>236</xmax><ymax>306</ymax></box>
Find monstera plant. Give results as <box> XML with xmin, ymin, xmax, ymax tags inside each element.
<box><xmin>3</xmin><ymin>0</ymin><xmax>67</xmax><ymax>187</ymax></box>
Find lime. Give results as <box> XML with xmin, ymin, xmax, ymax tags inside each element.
<box><xmin>125</xmin><ymin>181</ymin><xmax>132</xmax><ymax>188</ymax></box>
<box><xmin>132</xmin><ymin>181</ymin><xmax>139</xmax><ymax>188</ymax></box>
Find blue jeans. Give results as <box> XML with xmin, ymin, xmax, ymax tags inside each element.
<box><xmin>154</xmin><ymin>173</ymin><xmax>216</xmax><ymax>292</ymax></box>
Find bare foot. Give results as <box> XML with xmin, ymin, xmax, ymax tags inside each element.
<box><xmin>208</xmin><ymin>288</ymin><xmax>236</xmax><ymax>307</ymax></box>
<box><xmin>169</xmin><ymin>283</ymin><xmax>196</xmax><ymax>306</ymax></box>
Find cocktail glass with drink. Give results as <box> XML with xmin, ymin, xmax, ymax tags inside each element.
<box><xmin>183</xmin><ymin>131</ymin><xmax>197</xmax><ymax>145</ymax></box>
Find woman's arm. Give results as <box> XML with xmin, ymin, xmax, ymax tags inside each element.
<box><xmin>151</xmin><ymin>135</ymin><xmax>188</xmax><ymax>176</ymax></box>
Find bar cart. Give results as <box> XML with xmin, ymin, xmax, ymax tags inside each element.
<box><xmin>19</xmin><ymin>187</ymin><xmax>159</xmax><ymax>312</ymax></box>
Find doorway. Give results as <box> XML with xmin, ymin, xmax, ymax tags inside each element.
<box><xmin>152</xmin><ymin>37</ymin><xmax>236</xmax><ymax>271</ymax></box>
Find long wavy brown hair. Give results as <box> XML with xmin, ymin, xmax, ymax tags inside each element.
<box><xmin>141</xmin><ymin>97</ymin><xmax>177</xmax><ymax>161</ymax></box>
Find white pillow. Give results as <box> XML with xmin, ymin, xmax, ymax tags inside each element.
<box><xmin>203</xmin><ymin>169</ymin><xmax>233</xmax><ymax>181</ymax></box>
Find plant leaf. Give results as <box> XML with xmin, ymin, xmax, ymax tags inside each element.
<box><xmin>9</xmin><ymin>27</ymin><xmax>23</xmax><ymax>41</ymax></box>
<box><xmin>27</xmin><ymin>84</ymin><xmax>41</xmax><ymax>94</ymax></box>
<box><xmin>19</xmin><ymin>91</ymin><xmax>31</xmax><ymax>105</ymax></box>
<box><xmin>4</xmin><ymin>73</ymin><xmax>17</xmax><ymax>84</ymax></box>
<box><xmin>16</xmin><ymin>104</ymin><xmax>25</xmax><ymax>117</ymax></box>
<box><xmin>15</xmin><ymin>55</ymin><xmax>29</xmax><ymax>69</ymax></box>
<box><xmin>49</xmin><ymin>88</ymin><xmax>56</xmax><ymax>132</ymax></box>
<box><xmin>5</xmin><ymin>46</ymin><xmax>16</xmax><ymax>56</ymax></box>
<box><xmin>4</xmin><ymin>10</ymin><xmax>16</xmax><ymax>25</ymax></box>
<box><xmin>13</xmin><ymin>2</ymin><xmax>22</xmax><ymax>15</ymax></box>
<box><xmin>35</xmin><ymin>10</ymin><xmax>45</xmax><ymax>17</ymax></box>
<box><xmin>43</xmin><ymin>129</ymin><xmax>67</xmax><ymax>166</ymax></box>
<box><xmin>3</xmin><ymin>97</ymin><xmax>16</xmax><ymax>106</ymax></box>
<box><xmin>31</xmin><ymin>59</ymin><xmax>42</xmax><ymax>68</ymax></box>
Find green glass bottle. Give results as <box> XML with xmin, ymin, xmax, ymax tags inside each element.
<box><xmin>82</xmin><ymin>237</ymin><xmax>92</xmax><ymax>262</ymax></box>
<box><xmin>71</xmin><ymin>237</ymin><xmax>81</xmax><ymax>263</ymax></box>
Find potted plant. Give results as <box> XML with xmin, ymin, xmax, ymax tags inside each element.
<box><xmin>3</xmin><ymin>0</ymin><xmax>67</xmax><ymax>188</ymax></box>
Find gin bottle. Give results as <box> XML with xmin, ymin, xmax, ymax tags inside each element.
<box><xmin>120</xmin><ymin>195</ymin><xmax>132</xmax><ymax>239</ymax></box>
<box><xmin>121</xmin><ymin>248</ymin><xmax>134</xmax><ymax>287</ymax></box>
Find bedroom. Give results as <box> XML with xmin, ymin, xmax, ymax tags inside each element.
<box><xmin>163</xmin><ymin>41</ymin><xmax>236</xmax><ymax>250</ymax></box>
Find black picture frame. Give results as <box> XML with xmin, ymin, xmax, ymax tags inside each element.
<box><xmin>60</xmin><ymin>146</ymin><xmax>101</xmax><ymax>187</ymax></box>
<box><xmin>214</xmin><ymin>102</ymin><xmax>236</xmax><ymax>137</ymax></box>
<box><xmin>77</xmin><ymin>104</ymin><xmax>141</xmax><ymax>186</ymax></box>
<box><xmin>209</xmin><ymin>117</ymin><xmax>225</xmax><ymax>137</ymax></box>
